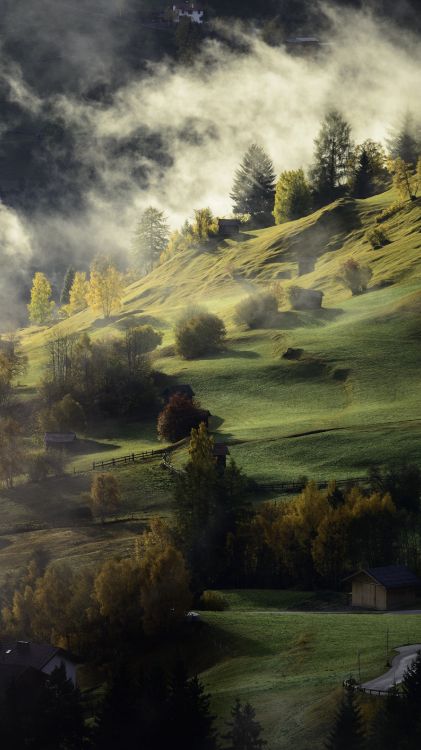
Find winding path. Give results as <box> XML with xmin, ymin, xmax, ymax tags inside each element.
<box><xmin>361</xmin><ymin>644</ymin><xmax>421</xmax><ymax>693</ymax></box>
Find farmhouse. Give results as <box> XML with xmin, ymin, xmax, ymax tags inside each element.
<box><xmin>218</xmin><ymin>219</ymin><xmax>241</xmax><ymax>238</ymax></box>
<box><xmin>0</xmin><ymin>641</ymin><xmax>77</xmax><ymax>692</ymax></box>
<box><xmin>44</xmin><ymin>432</ymin><xmax>77</xmax><ymax>450</ymax></box>
<box><xmin>172</xmin><ymin>3</ymin><xmax>204</xmax><ymax>23</ymax></box>
<box><xmin>162</xmin><ymin>384</ymin><xmax>195</xmax><ymax>403</ymax></box>
<box><xmin>344</xmin><ymin>565</ymin><xmax>421</xmax><ymax>610</ymax></box>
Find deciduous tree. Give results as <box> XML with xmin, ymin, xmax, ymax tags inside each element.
<box><xmin>273</xmin><ymin>169</ymin><xmax>312</xmax><ymax>223</ymax></box>
<box><xmin>86</xmin><ymin>261</ymin><xmax>123</xmax><ymax>319</ymax></box>
<box><xmin>28</xmin><ymin>272</ymin><xmax>55</xmax><ymax>326</ymax></box>
<box><xmin>89</xmin><ymin>473</ymin><xmax>121</xmax><ymax>522</ymax></box>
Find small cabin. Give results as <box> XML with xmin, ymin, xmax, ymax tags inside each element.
<box><xmin>0</xmin><ymin>640</ymin><xmax>77</xmax><ymax>690</ymax></box>
<box><xmin>213</xmin><ymin>443</ymin><xmax>229</xmax><ymax>469</ymax></box>
<box><xmin>218</xmin><ymin>219</ymin><xmax>241</xmax><ymax>238</ymax></box>
<box><xmin>44</xmin><ymin>432</ymin><xmax>77</xmax><ymax>450</ymax></box>
<box><xmin>344</xmin><ymin>565</ymin><xmax>421</xmax><ymax>611</ymax></box>
<box><xmin>162</xmin><ymin>384</ymin><xmax>195</xmax><ymax>404</ymax></box>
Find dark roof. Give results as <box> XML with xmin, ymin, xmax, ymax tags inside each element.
<box><xmin>0</xmin><ymin>641</ymin><xmax>59</xmax><ymax>670</ymax></box>
<box><xmin>45</xmin><ymin>432</ymin><xmax>76</xmax><ymax>444</ymax></box>
<box><xmin>213</xmin><ymin>444</ymin><xmax>229</xmax><ymax>457</ymax></box>
<box><xmin>345</xmin><ymin>565</ymin><xmax>421</xmax><ymax>589</ymax></box>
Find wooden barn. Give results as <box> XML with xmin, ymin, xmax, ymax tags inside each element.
<box><xmin>213</xmin><ymin>443</ymin><xmax>229</xmax><ymax>469</ymax></box>
<box><xmin>217</xmin><ymin>219</ymin><xmax>241</xmax><ymax>238</ymax></box>
<box><xmin>344</xmin><ymin>566</ymin><xmax>421</xmax><ymax>611</ymax></box>
<box><xmin>44</xmin><ymin>432</ymin><xmax>77</xmax><ymax>450</ymax></box>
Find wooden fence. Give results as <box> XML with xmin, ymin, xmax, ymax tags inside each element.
<box><xmin>72</xmin><ymin>447</ymin><xmax>171</xmax><ymax>475</ymax></box>
<box><xmin>258</xmin><ymin>477</ymin><xmax>368</xmax><ymax>495</ymax></box>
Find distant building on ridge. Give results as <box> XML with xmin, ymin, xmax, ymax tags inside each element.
<box><xmin>172</xmin><ymin>3</ymin><xmax>204</xmax><ymax>24</ymax></box>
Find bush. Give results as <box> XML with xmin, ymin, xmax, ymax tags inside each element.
<box><xmin>27</xmin><ymin>450</ymin><xmax>64</xmax><ymax>482</ymax></box>
<box><xmin>336</xmin><ymin>259</ymin><xmax>373</xmax><ymax>295</ymax></box>
<box><xmin>366</xmin><ymin>226</ymin><xmax>389</xmax><ymax>249</ymax></box>
<box><xmin>376</xmin><ymin>201</ymin><xmax>405</xmax><ymax>223</ymax></box>
<box><xmin>157</xmin><ymin>394</ymin><xmax>209</xmax><ymax>442</ymax></box>
<box><xmin>198</xmin><ymin>591</ymin><xmax>229</xmax><ymax>611</ymax></box>
<box><xmin>175</xmin><ymin>310</ymin><xmax>226</xmax><ymax>359</ymax></box>
<box><xmin>234</xmin><ymin>292</ymin><xmax>278</xmax><ymax>328</ymax></box>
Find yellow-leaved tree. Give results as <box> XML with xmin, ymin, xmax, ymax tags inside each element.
<box><xmin>139</xmin><ymin>542</ymin><xmax>192</xmax><ymax>635</ymax></box>
<box><xmin>86</xmin><ymin>261</ymin><xmax>123</xmax><ymax>319</ymax></box>
<box><xmin>89</xmin><ymin>473</ymin><xmax>121</xmax><ymax>522</ymax></box>
<box><xmin>65</xmin><ymin>271</ymin><xmax>89</xmax><ymax>316</ymax></box>
<box><xmin>27</xmin><ymin>272</ymin><xmax>55</xmax><ymax>325</ymax></box>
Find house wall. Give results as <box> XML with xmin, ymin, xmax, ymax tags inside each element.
<box><xmin>351</xmin><ymin>574</ymin><xmax>387</xmax><ymax>609</ymax></box>
<box><xmin>42</xmin><ymin>655</ymin><xmax>77</xmax><ymax>686</ymax></box>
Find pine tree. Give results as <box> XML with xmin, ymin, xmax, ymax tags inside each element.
<box><xmin>27</xmin><ymin>272</ymin><xmax>55</xmax><ymax>325</ymax></box>
<box><xmin>387</xmin><ymin>112</ymin><xmax>420</xmax><ymax>166</ymax></box>
<box><xmin>310</xmin><ymin>110</ymin><xmax>352</xmax><ymax>204</ymax></box>
<box><xmin>230</xmin><ymin>144</ymin><xmax>276</xmax><ymax>225</ymax></box>
<box><xmin>60</xmin><ymin>266</ymin><xmax>75</xmax><ymax>306</ymax></box>
<box><xmin>223</xmin><ymin>699</ymin><xmax>266</xmax><ymax>750</ymax></box>
<box><xmin>168</xmin><ymin>663</ymin><xmax>218</xmax><ymax>750</ymax></box>
<box><xmin>132</xmin><ymin>207</ymin><xmax>170</xmax><ymax>274</ymax></box>
<box><xmin>273</xmin><ymin>169</ymin><xmax>312</xmax><ymax>224</ymax></box>
<box><xmin>325</xmin><ymin>688</ymin><xmax>364</xmax><ymax>750</ymax></box>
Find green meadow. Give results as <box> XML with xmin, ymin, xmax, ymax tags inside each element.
<box><xmin>198</xmin><ymin>595</ymin><xmax>421</xmax><ymax>750</ymax></box>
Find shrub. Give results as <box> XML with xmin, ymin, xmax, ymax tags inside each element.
<box><xmin>336</xmin><ymin>259</ymin><xmax>373</xmax><ymax>295</ymax></box>
<box><xmin>157</xmin><ymin>394</ymin><xmax>209</xmax><ymax>442</ymax></box>
<box><xmin>199</xmin><ymin>591</ymin><xmax>229</xmax><ymax>611</ymax></box>
<box><xmin>376</xmin><ymin>201</ymin><xmax>405</xmax><ymax>223</ymax></box>
<box><xmin>27</xmin><ymin>450</ymin><xmax>64</xmax><ymax>482</ymax></box>
<box><xmin>175</xmin><ymin>310</ymin><xmax>226</xmax><ymax>359</ymax></box>
<box><xmin>234</xmin><ymin>292</ymin><xmax>278</xmax><ymax>328</ymax></box>
<box><xmin>366</xmin><ymin>226</ymin><xmax>389</xmax><ymax>249</ymax></box>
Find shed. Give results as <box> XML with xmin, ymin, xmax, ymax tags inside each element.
<box><xmin>213</xmin><ymin>443</ymin><xmax>230</xmax><ymax>469</ymax></box>
<box><xmin>344</xmin><ymin>566</ymin><xmax>421</xmax><ymax>610</ymax></box>
<box><xmin>218</xmin><ymin>219</ymin><xmax>241</xmax><ymax>238</ymax></box>
<box><xmin>44</xmin><ymin>432</ymin><xmax>77</xmax><ymax>450</ymax></box>
<box><xmin>162</xmin><ymin>384</ymin><xmax>195</xmax><ymax>404</ymax></box>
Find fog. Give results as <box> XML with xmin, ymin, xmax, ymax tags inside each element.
<box><xmin>0</xmin><ymin>1</ymin><xmax>420</xmax><ymax>325</ymax></box>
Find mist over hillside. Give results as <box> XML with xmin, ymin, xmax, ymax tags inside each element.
<box><xmin>0</xmin><ymin>0</ymin><xmax>420</xmax><ymax>327</ymax></box>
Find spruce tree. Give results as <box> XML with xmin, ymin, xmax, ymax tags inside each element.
<box><xmin>60</xmin><ymin>266</ymin><xmax>75</xmax><ymax>306</ymax></box>
<box><xmin>387</xmin><ymin>112</ymin><xmax>420</xmax><ymax>166</ymax></box>
<box><xmin>325</xmin><ymin>687</ymin><xmax>364</xmax><ymax>750</ymax></box>
<box><xmin>132</xmin><ymin>207</ymin><xmax>170</xmax><ymax>274</ymax></box>
<box><xmin>223</xmin><ymin>699</ymin><xmax>266</xmax><ymax>750</ymax></box>
<box><xmin>168</xmin><ymin>663</ymin><xmax>218</xmax><ymax>750</ymax></box>
<box><xmin>230</xmin><ymin>144</ymin><xmax>276</xmax><ymax>225</ymax></box>
<box><xmin>310</xmin><ymin>110</ymin><xmax>352</xmax><ymax>204</ymax></box>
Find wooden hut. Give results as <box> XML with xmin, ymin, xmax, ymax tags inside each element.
<box><xmin>344</xmin><ymin>566</ymin><xmax>421</xmax><ymax>610</ymax></box>
<box><xmin>213</xmin><ymin>443</ymin><xmax>229</xmax><ymax>469</ymax></box>
<box><xmin>44</xmin><ymin>432</ymin><xmax>77</xmax><ymax>450</ymax></box>
<box><xmin>217</xmin><ymin>219</ymin><xmax>241</xmax><ymax>238</ymax></box>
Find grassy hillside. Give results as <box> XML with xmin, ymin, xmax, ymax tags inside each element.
<box><xmin>199</xmin><ymin>597</ymin><xmax>421</xmax><ymax>750</ymax></box>
<box><xmin>19</xmin><ymin>188</ymin><xmax>421</xmax><ymax>482</ymax></box>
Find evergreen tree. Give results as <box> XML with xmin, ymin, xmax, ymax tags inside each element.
<box><xmin>349</xmin><ymin>140</ymin><xmax>387</xmax><ymax>198</ymax></box>
<box><xmin>273</xmin><ymin>168</ymin><xmax>312</xmax><ymax>223</ymax></box>
<box><xmin>60</xmin><ymin>266</ymin><xmax>76</xmax><ymax>306</ymax></box>
<box><xmin>223</xmin><ymin>699</ymin><xmax>266</xmax><ymax>750</ymax></box>
<box><xmin>325</xmin><ymin>687</ymin><xmax>364</xmax><ymax>750</ymax></box>
<box><xmin>168</xmin><ymin>663</ymin><xmax>218</xmax><ymax>750</ymax></box>
<box><xmin>387</xmin><ymin>112</ymin><xmax>420</xmax><ymax>166</ymax></box>
<box><xmin>132</xmin><ymin>207</ymin><xmax>170</xmax><ymax>274</ymax></box>
<box><xmin>230</xmin><ymin>144</ymin><xmax>276</xmax><ymax>225</ymax></box>
<box><xmin>27</xmin><ymin>272</ymin><xmax>55</xmax><ymax>325</ymax></box>
<box><xmin>310</xmin><ymin>110</ymin><xmax>352</xmax><ymax>204</ymax></box>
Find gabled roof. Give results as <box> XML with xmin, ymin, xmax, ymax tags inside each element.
<box><xmin>162</xmin><ymin>384</ymin><xmax>195</xmax><ymax>398</ymax></box>
<box><xmin>45</xmin><ymin>432</ymin><xmax>76</xmax><ymax>443</ymax></box>
<box><xmin>344</xmin><ymin>565</ymin><xmax>421</xmax><ymax>589</ymax></box>
<box><xmin>1</xmin><ymin>641</ymin><xmax>60</xmax><ymax>670</ymax></box>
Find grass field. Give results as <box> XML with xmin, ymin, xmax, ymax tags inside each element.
<box><xmin>1</xmin><ymin>186</ymin><xmax>420</xmax><ymax>576</ymax></box>
<box><xmin>197</xmin><ymin>594</ymin><xmax>421</xmax><ymax>750</ymax></box>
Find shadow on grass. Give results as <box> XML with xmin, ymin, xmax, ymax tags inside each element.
<box><xmin>73</xmin><ymin>439</ymin><xmax>121</xmax><ymax>454</ymax></box>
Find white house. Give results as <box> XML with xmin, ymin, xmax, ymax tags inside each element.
<box><xmin>172</xmin><ymin>3</ymin><xmax>204</xmax><ymax>24</ymax></box>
